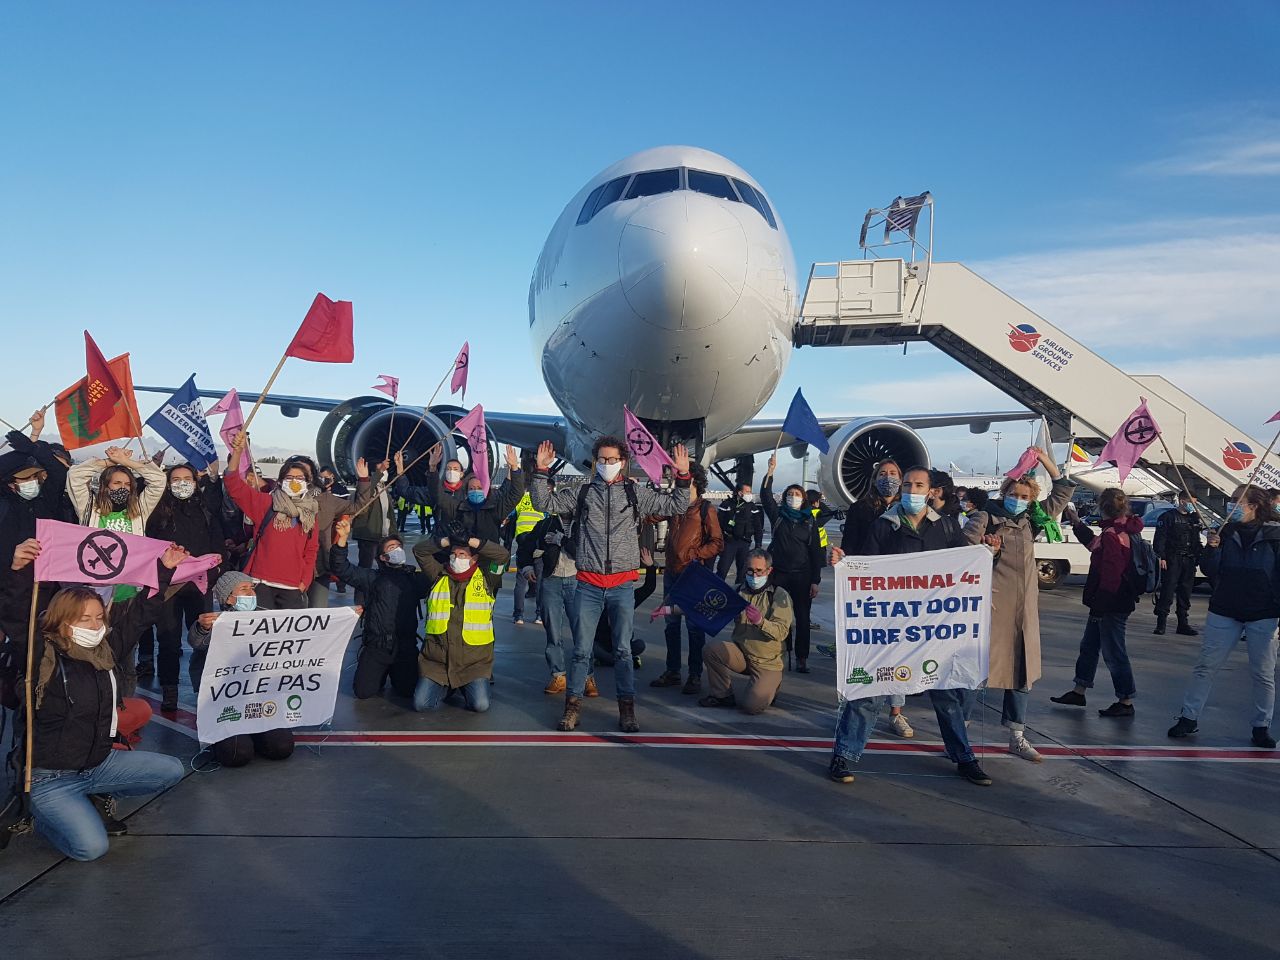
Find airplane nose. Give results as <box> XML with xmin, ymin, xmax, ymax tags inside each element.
<box><xmin>619</xmin><ymin>192</ymin><xmax>747</xmax><ymax>330</ymax></box>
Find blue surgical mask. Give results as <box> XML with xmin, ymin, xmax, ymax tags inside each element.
<box><xmin>1004</xmin><ymin>496</ymin><xmax>1029</xmax><ymax>516</ymax></box>
<box><xmin>1181</xmin><ymin>502</ymin><xmax>1195</xmax><ymax>514</ymax></box>
<box><xmin>467</xmin><ymin>490</ymin><xmax>485</xmax><ymax>505</ymax></box>
<box><xmin>384</xmin><ymin>547</ymin><xmax>406</xmax><ymax>566</ymax></box>
<box><xmin>746</xmin><ymin>573</ymin><xmax>768</xmax><ymax>591</ymax></box>
<box><xmin>1225</xmin><ymin>503</ymin><xmax>1244</xmax><ymax>523</ymax></box>
<box><xmin>900</xmin><ymin>493</ymin><xmax>928</xmax><ymax>514</ymax></box>
<box><xmin>875</xmin><ymin>475</ymin><xmax>901</xmax><ymax>497</ymax></box>
<box><xmin>233</xmin><ymin>595</ymin><xmax>257</xmax><ymax>612</ymax></box>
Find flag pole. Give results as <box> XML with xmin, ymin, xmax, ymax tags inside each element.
<box><xmin>123</xmin><ymin>396</ymin><xmax>149</xmax><ymax>459</ymax></box>
<box><xmin>384</xmin><ymin>400</ymin><xmax>397</xmax><ymax>463</ymax></box>
<box><xmin>1153</xmin><ymin>430</ymin><xmax>1212</xmax><ymax>524</ymax></box>
<box><xmin>238</xmin><ymin>353</ymin><xmax>290</xmax><ymax>441</ymax></box>
<box><xmin>23</xmin><ymin>582</ymin><xmax>40</xmax><ymax>793</ymax></box>
<box><xmin>346</xmin><ymin>441</ymin><xmax>442</xmax><ymax>522</ymax></box>
<box><xmin>0</xmin><ymin>403</ymin><xmax>54</xmax><ymax>454</ymax></box>
<box><xmin>397</xmin><ymin>359</ymin><xmax>456</xmax><ymax>456</ymax></box>
<box><xmin>1239</xmin><ymin>426</ymin><xmax>1280</xmax><ymax>496</ymax></box>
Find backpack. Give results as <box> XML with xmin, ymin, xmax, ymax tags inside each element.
<box><xmin>564</xmin><ymin>480</ymin><xmax>640</xmax><ymax>561</ymax></box>
<box><xmin>1128</xmin><ymin>533</ymin><xmax>1160</xmax><ymax>594</ymax></box>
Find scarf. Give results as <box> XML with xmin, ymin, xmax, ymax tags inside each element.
<box><xmin>35</xmin><ymin>629</ymin><xmax>115</xmax><ymax>710</ymax></box>
<box><xmin>270</xmin><ymin>487</ymin><xmax>320</xmax><ymax>534</ymax></box>
<box><xmin>779</xmin><ymin>504</ymin><xmax>808</xmax><ymax>523</ymax></box>
<box><xmin>447</xmin><ymin>562</ymin><xmax>478</xmax><ymax>583</ymax></box>
<box><xmin>1027</xmin><ymin>501</ymin><xmax>1063</xmax><ymax>543</ymax></box>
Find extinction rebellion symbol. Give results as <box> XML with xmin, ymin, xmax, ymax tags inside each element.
<box><xmin>77</xmin><ymin>530</ymin><xmax>128</xmax><ymax>581</ymax></box>
<box><xmin>1123</xmin><ymin>415</ymin><xmax>1157</xmax><ymax>446</ymax></box>
<box><xmin>627</xmin><ymin>427</ymin><xmax>654</xmax><ymax>458</ymax></box>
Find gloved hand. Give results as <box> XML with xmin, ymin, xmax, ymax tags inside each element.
<box><xmin>744</xmin><ymin>604</ymin><xmax>762</xmax><ymax>625</ymax></box>
<box><xmin>649</xmin><ymin>605</ymin><xmax>673</xmax><ymax>622</ymax></box>
<box><xmin>446</xmin><ymin>520</ymin><xmax>469</xmax><ymax>545</ymax></box>
<box><xmin>545</xmin><ymin>531</ymin><xmax>563</xmax><ymax>546</ymax></box>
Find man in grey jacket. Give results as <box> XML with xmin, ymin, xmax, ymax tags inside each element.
<box><xmin>531</xmin><ymin>436</ymin><xmax>691</xmax><ymax>733</ymax></box>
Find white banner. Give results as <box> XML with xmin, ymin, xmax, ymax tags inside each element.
<box><xmin>196</xmin><ymin>606</ymin><xmax>359</xmax><ymax>743</ymax></box>
<box><xmin>834</xmin><ymin>545</ymin><xmax>992</xmax><ymax>700</ymax></box>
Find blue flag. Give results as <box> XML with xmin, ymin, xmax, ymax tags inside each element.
<box><xmin>145</xmin><ymin>376</ymin><xmax>217</xmax><ymax>468</ymax></box>
<box><xmin>781</xmin><ymin>388</ymin><xmax>830</xmax><ymax>454</ymax></box>
<box><xmin>668</xmin><ymin>562</ymin><xmax>749</xmax><ymax>636</ymax></box>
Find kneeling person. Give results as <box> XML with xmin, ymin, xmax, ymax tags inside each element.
<box><xmin>699</xmin><ymin>549</ymin><xmax>792</xmax><ymax>714</ymax></box>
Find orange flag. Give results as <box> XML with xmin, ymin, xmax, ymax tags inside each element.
<box><xmin>55</xmin><ymin>353</ymin><xmax>142</xmax><ymax>450</ymax></box>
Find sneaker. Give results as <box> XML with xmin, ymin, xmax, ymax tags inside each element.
<box><xmin>1175</xmin><ymin>621</ymin><xmax>1198</xmax><ymax>636</ymax></box>
<box><xmin>1252</xmin><ymin>726</ymin><xmax>1277</xmax><ymax>749</ymax></box>
<box><xmin>957</xmin><ymin>761</ymin><xmax>993</xmax><ymax>786</ymax></box>
<box><xmin>889</xmin><ymin>714</ymin><xmax>914</xmax><ymax>739</ymax></box>
<box><xmin>90</xmin><ymin>795</ymin><xmax>128</xmax><ymax>837</ymax></box>
<box><xmin>1098</xmin><ymin>701</ymin><xmax>1135</xmax><ymax>717</ymax></box>
<box><xmin>534</xmin><ymin>617</ymin><xmax>543</xmax><ymax>625</ymax></box>
<box><xmin>513</xmin><ymin>617</ymin><xmax>524</xmax><ymax>626</ymax></box>
<box><xmin>543</xmin><ymin>674</ymin><xmax>566</xmax><ymax>695</ymax></box>
<box><xmin>698</xmin><ymin>692</ymin><xmax>737</xmax><ymax>709</ymax></box>
<box><xmin>649</xmin><ymin>670</ymin><xmax>681</xmax><ymax>688</ymax></box>
<box><xmin>1050</xmin><ymin>690</ymin><xmax>1087</xmax><ymax>707</ymax></box>
<box><xmin>828</xmin><ymin>756</ymin><xmax>855</xmax><ymax>783</ymax></box>
<box><xmin>584</xmin><ymin>676</ymin><xmax>600</xmax><ymax>698</ymax></box>
<box><xmin>632</xmin><ymin>656</ymin><xmax>643</xmax><ymax>670</ymax></box>
<box><xmin>815</xmin><ymin>644</ymin><xmax>837</xmax><ymax>659</ymax></box>
<box><xmin>1167</xmin><ymin>716</ymin><xmax>1198</xmax><ymax>738</ymax></box>
<box><xmin>682</xmin><ymin>675</ymin><xmax>702</xmax><ymax>695</ymax></box>
<box><xmin>1008</xmin><ymin>734</ymin><xmax>1043</xmax><ymax>763</ymax></box>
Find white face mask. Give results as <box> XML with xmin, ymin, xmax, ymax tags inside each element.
<box><xmin>741</xmin><ymin>492</ymin><xmax>754</xmax><ymax>503</ymax></box>
<box><xmin>449</xmin><ymin>555</ymin><xmax>472</xmax><ymax>574</ymax></box>
<box><xmin>597</xmin><ymin>461</ymin><xmax>623</xmax><ymax>482</ymax></box>
<box><xmin>70</xmin><ymin>625</ymin><xmax>107</xmax><ymax>648</ymax></box>
<box><xmin>786</xmin><ymin>496</ymin><xmax>804</xmax><ymax>510</ymax></box>
<box><xmin>16</xmin><ymin>479</ymin><xmax>41</xmax><ymax>500</ymax></box>
<box><xmin>282</xmin><ymin>478</ymin><xmax>307</xmax><ymax>499</ymax></box>
<box><xmin>170</xmin><ymin>480</ymin><xmax>196</xmax><ymax>500</ymax></box>
<box><xmin>444</xmin><ymin>469</ymin><xmax>463</xmax><ymax>484</ymax></box>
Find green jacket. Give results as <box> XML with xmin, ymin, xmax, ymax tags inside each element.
<box><xmin>731</xmin><ymin>584</ymin><xmax>794</xmax><ymax>671</ymax></box>
<box><xmin>413</xmin><ymin>538</ymin><xmax>509</xmax><ymax>688</ymax></box>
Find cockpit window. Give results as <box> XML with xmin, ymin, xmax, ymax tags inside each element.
<box><xmin>624</xmin><ymin>168</ymin><xmax>680</xmax><ymax>200</ymax></box>
<box><xmin>732</xmin><ymin>178</ymin><xmax>777</xmax><ymax>229</ymax></box>
<box><xmin>686</xmin><ymin>169</ymin><xmax>738</xmax><ymax>201</ymax></box>
<box><xmin>576</xmin><ymin>184</ymin><xmax>606</xmax><ymax>225</ymax></box>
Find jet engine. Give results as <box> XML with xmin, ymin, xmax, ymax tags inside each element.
<box><xmin>315</xmin><ymin>397</ymin><xmax>466</xmax><ymax>486</ymax></box>
<box><xmin>816</xmin><ymin>418</ymin><xmax>929</xmax><ymax>509</ymax></box>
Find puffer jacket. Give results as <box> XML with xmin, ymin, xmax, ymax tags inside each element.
<box><xmin>530</xmin><ymin>471</ymin><xmax>690</xmax><ymax>576</ymax></box>
<box><xmin>1202</xmin><ymin>521</ymin><xmax>1280</xmax><ymax>622</ymax></box>
<box><xmin>413</xmin><ymin>538</ymin><xmax>509</xmax><ymax>687</ymax></box>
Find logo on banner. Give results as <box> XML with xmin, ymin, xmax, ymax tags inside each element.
<box><xmin>262</xmin><ymin>701</ymin><xmax>278</xmax><ymax>718</ymax></box>
<box><xmin>1007</xmin><ymin>322</ymin><xmax>1073</xmax><ymax>371</ymax></box>
<box><xmin>286</xmin><ymin>693</ymin><xmax>303</xmax><ymax>722</ymax></box>
<box><xmin>77</xmin><ymin>530</ymin><xmax>128</xmax><ymax>580</ymax></box>
<box><xmin>217</xmin><ymin>706</ymin><xmax>242</xmax><ymax>724</ymax></box>
<box><xmin>626</xmin><ymin>426</ymin><xmax>654</xmax><ymax>458</ymax></box>
<box><xmin>1123</xmin><ymin>415</ymin><xmax>1157</xmax><ymax>446</ymax></box>
<box><xmin>1222</xmin><ymin>441</ymin><xmax>1255</xmax><ymax>471</ymax></box>
<box><xmin>923</xmin><ymin>659</ymin><xmax>939</xmax><ymax>675</ymax></box>
<box><xmin>847</xmin><ymin>667</ymin><xmax>873</xmax><ymax>685</ymax></box>
<box><xmin>893</xmin><ymin>665</ymin><xmax>912</xmax><ymax>682</ymax></box>
<box><xmin>1007</xmin><ymin>323</ymin><xmax>1040</xmax><ymax>353</ymax></box>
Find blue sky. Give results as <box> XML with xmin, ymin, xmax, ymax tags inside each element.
<box><xmin>2</xmin><ymin>2</ymin><xmax>1277</xmax><ymax>480</ymax></box>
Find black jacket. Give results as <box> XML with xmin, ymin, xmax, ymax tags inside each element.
<box><xmin>718</xmin><ymin>496</ymin><xmax>764</xmax><ymax>547</ymax></box>
<box><xmin>1153</xmin><ymin>508</ymin><xmax>1203</xmax><ymax>560</ymax></box>
<box><xmin>329</xmin><ymin>543</ymin><xmax>428</xmax><ymax>652</ymax></box>
<box><xmin>840</xmin><ymin>495</ymin><xmax>892</xmax><ymax>553</ymax></box>
<box><xmin>146</xmin><ymin>484</ymin><xmax>227</xmax><ymax>565</ymax></box>
<box><xmin>1202</xmin><ymin>522</ymin><xmax>1280</xmax><ymax>622</ymax></box>
<box><xmin>864</xmin><ymin>507</ymin><xmax>967</xmax><ymax>555</ymax></box>
<box><xmin>519</xmin><ymin>514</ymin><xmax>572</xmax><ymax>574</ymax></box>
<box><xmin>0</xmin><ymin>432</ymin><xmax>70</xmax><ymax>567</ymax></box>
<box><xmin>395</xmin><ymin>471</ymin><xmax>527</xmax><ymax>542</ymax></box>
<box><xmin>760</xmin><ymin>479</ymin><xmax>824</xmax><ymax>585</ymax></box>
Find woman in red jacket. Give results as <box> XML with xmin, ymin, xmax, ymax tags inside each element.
<box><xmin>224</xmin><ymin>434</ymin><xmax>319</xmax><ymax>610</ymax></box>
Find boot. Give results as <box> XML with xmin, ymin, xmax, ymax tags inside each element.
<box><xmin>1176</xmin><ymin>619</ymin><xmax>1198</xmax><ymax>636</ymax></box>
<box><xmin>1153</xmin><ymin>615</ymin><xmax>1167</xmax><ymax>635</ymax></box>
<box><xmin>161</xmin><ymin>685</ymin><xmax>179</xmax><ymax>713</ymax></box>
<box><xmin>90</xmin><ymin>795</ymin><xmax>127</xmax><ymax>837</ymax></box>
<box><xmin>557</xmin><ymin>696</ymin><xmax>582</xmax><ymax>731</ymax></box>
<box><xmin>618</xmin><ymin>696</ymin><xmax>639</xmax><ymax>733</ymax></box>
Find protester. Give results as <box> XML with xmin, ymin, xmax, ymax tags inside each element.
<box><xmin>961</xmin><ymin>488</ymin><xmax>989</xmax><ymax>517</ymax></box>
<box><xmin>508</xmin><ymin>486</ymin><xmax>545</xmax><ymax>625</ymax></box>
<box><xmin>351</xmin><ymin>457</ymin><xmax>395</xmax><ymax>586</ymax></box>
<box><xmin>188</xmin><ymin>570</ymin><xmax>297</xmax><ymax>766</ymax></box>
<box><xmin>806</xmin><ymin>488</ymin><xmax>835</xmax><ymax>553</ymax></box>
<box><xmin>1168</xmin><ymin>485</ymin><xmax>1279</xmax><ymax>747</ymax></box>
<box><xmin>1050</xmin><ymin>491</ymin><xmax>1144</xmax><ymax>717</ymax></box>
<box><xmin>223</xmin><ymin>434</ymin><xmax>318</xmax><ymax>609</ymax></box>
<box><xmin>592</xmin><ymin>552</ymin><xmax>655</xmax><ymax>669</ymax></box>
<box><xmin>317</xmin><ymin>467</ymin><xmax>349</xmax><ymax>498</ymax></box>
<box><xmin>67</xmin><ymin>445</ymin><xmax>166</xmax><ymax>536</ymax></box>
<box><xmin>285</xmin><ymin>454</ymin><xmax>356</xmax><ymax>608</ymax></box>
<box><xmin>651</xmin><ymin>463</ymin><xmax>723</xmax><ymax>694</ymax></box>
<box><xmin>412</xmin><ymin>533</ymin><xmax>509</xmax><ymax>713</ymax></box>
<box><xmin>393</xmin><ymin>445</ymin><xmax>526</xmax><ymax>548</ymax></box>
<box><xmin>1152</xmin><ymin>491</ymin><xmax>1203</xmax><ymax>636</ymax></box>
<box><xmin>331</xmin><ymin>518</ymin><xmax>426</xmax><ymax>700</ymax></box>
<box><xmin>928</xmin><ymin>469</ymin><xmax>963</xmax><ymax>519</ymax></box>
<box><xmin>699</xmin><ymin>549</ymin><xmax>793</xmax><ymax>714</ymax></box>
<box><xmin>143</xmin><ymin>462</ymin><xmax>226</xmax><ymax>711</ymax></box>
<box><xmin>716</xmin><ymin>481</ymin><xmax>764</xmax><ymax>584</ymax></box>
<box><xmin>828</xmin><ymin>465</ymin><xmax>992</xmax><ymax>786</ymax></box>
<box><xmin>531</xmin><ymin>436</ymin><xmax>691</xmax><ymax>733</ymax></box>
<box><xmin>964</xmin><ymin>448</ymin><xmax>1074</xmax><ymax>762</ymax></box>
<box><xmin>760</xmin><ymin>454</ymin><xmax>823</xmax><ymax>673</ymax></box>
<box><xmin>840</xmin><ymin>459</ymin><xmax>901</xmax><ymax>554</ymax></box>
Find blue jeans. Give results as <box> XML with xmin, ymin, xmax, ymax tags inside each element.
<box><xmin>664</xmin><ymin>570</ymin><xmax>706</xmax><ymax>678</ymax></box>
<box><xmin>30</xmin><ymin>749</ymin><xmax>185</xmax><ymax>861</ymax></box>
<box><xmin>542</xmin><ymin>575</ymin><xmax>582</xmax><ymax>677</ymax></box>
<box><xmin>998</xmin><ymin>687</ymin><xmax>1030</xmax><ymax>730</ymax></box>
<box><xmin>1073</xmin><ymin>613</ymin><xmax>1136</xmax><ymax>699</ymax></box>
<box><xmin>1179</xmin><ymin>611</ymin><xmax>1278</xmax><ymax>727</ymax></box>
<box><xmin>414</xmin><ymin>676</ymin><xmax>490</xmax><ymax>713</ymax></box>
<box><xmin>572</xmin><ymin>579</ymin><xmax>636</xmax><ymax>699</ymax></box>
<box><xmin>834</xmin><ymin>688</ymin><xmax>976</xmax><ymax>764</ymax></box>
<box><xmin>513</xmin><ymin>559</ymin><xmax>541</xmax><ymax>620</ymax></box>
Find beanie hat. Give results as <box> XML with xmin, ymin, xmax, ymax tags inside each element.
<box><xmin>213</xmin><ymin>571</ymin><xmax>253</xmax><ymax>608</ymax></box>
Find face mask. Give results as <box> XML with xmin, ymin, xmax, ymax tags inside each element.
<box><xmin>384</xmin><ymin>547</ymin><xmax>406</xmax><ymax>565</ymax></box>
<box><xmin>16</xmin><ymin>479</ymin><xmax>40</xmax><ymax>500</ymax></box>
<box><xmin>320</xmin><ymin>477</ymin><xmax>334</xmax><ymax>488</ymax></box>
<box><xmin>741</xmin><ymin>493</ymin><xmax>754</xmax><ymax>503</ymax></box>
<box><xmin>1225</xmin><ymin>503</ymin><xmax>1244</xmax><ymax>523</ymax></box>
<box><xmin>283</xmin><ymin>478</ymin><xmax>307</xmax><ymax>499</ymax></box>
<box><xmin>107</xmin><ymin>488</ymin><xmax>130</xmax><ymax>509</ymax></box>
<box><xmin>1181</xmin><ymin>502</ymin><xmax>1195</xmax><ymax>514</ymax></box>
<box><xmin>467</xmin><ymin>490</ymin><xmax>486</xmax><ymax>505</ymax></box>
<box><xmin>233</xmin><ymin>594</ymin><xmax>257</xmax><ymax>612</ymax></box>
<box><xmin>70</xmin><ymin>625</ymin><xmax>106</xmax><ymax>648</ymax></box>
<box><xmin>444</xmin><ymin>469</ymin><xmax>462</xmax><ymax>485</ymax></box>
<box><xmin>746</xmin><ymin>573</ymin><xmax>768</xmax><ymax>590</ymax></box>
<box><xmin>1004</xmin><ymin>496</ymin><xmax>1029</xmax><ymax>516</ymax></box>
<box><xmin>785</xmin><ymin>495</ymin><xmax>804</xmax><ymax>510</ymax></box>
<box><xmin>900</xmin><ymin>493</ymin><xmax>929</xmax><ymax>514</ymax></box>
<box><xmin>449</xmin><ymin>555</ymin><xmax>472</xmax><ymax>574</ymax></box>
<box><xmin>875</xmin><ymin>475</ymin><xmax>901</xmax><ymax>497</ymax></box>
<box><xmin>170</xmin><ymin>480</ymin><xmax>196</xmax><ymax>500</ymax></box>
<box><xmin>597</xmin><ymin>462</ymin><xmax>623</xmax><ymax>482</ymax></box>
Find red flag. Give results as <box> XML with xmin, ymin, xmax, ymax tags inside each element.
<box><xmin>84</xmin><ymin>332</ymin><xmax>123</xmax><ymax>432</ymax></box>
<box><xmin>285</xmin><ymin>293</ymin><xmax>354</xmax><ymax>363</ymax></box>
<box><xmin>451</xmin><ymin>342</ymin><xmax>469</xmax><ymax>395</ymax></box>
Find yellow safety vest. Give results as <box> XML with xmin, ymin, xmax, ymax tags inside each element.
<box><xmin>425</xmin><ymin>569</ymin><xmax>495</xmax><ymax>646</ymax></box>
<box><xmin>811</xmin><ymin>507</ymin><xmax>829</xmax><ymax>548</ymax></box>
<box><xmin>513</xmin><ymin>492</ymin><xmax>545</xmax><ymax>537</ymax></box>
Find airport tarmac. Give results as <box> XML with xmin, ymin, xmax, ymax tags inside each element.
<box><xmin>2</xmin><ymin>559</ymin><xmax>1278</xmax><ymax>960</ymax></box>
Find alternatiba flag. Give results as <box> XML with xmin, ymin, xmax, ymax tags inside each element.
<box><xmin>623</xmin><ymin>405</ymin><xmax>674</xmax><ymax>484</ymax></box>
<box><xmin>207</xmin><ymin>389</ymin><xmax>251</xmax><ymax>476</ymax></box>
<box><xmin>372</xmin><ymin>375</ymin><xmax>399</xmax><ymax>401</ymax></box>
<box><xmin>55</xmin><ymin>353</ymin><xmax>142</xmax><ymax>451</ymax></box>
<box><xmin>451</xmin><ymin>342</ymin><xmax>469</xmax><ymax>396</ymax></box>
<box><xmin>668</xmin><ymin>563</ymin><xmax>748</xmax><ymax>636</ymax></box>
<box><xmin>1094</xmin><ymin>399</ymin><xmax>1161</xmax><ymax>483</ymax></box>
<box><xmin>34</xmin><ymin>518</ymin><xmax>222</xmax><ymax>593</ymax></box>
<box><xmin>84</xmin><ymin>332</ymin><xmax>123</xmax><ymax>432</ymax></box>
<box><xmin>286</xmin><ymin>293</ymin><xmax>354</xmax><ymax>363</ymax></box>
<box><xmin>145</xmin><ymin>376</ymin><xmax>217</xmax><ymax>469</ymax></box>
<box><xmin>454</xmin><ymin>404</ymin><xmax>489</xmax><ymax>496</ymax></box>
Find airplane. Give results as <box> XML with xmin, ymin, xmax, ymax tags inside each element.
<box><xmin>140</xmin><ymin>145</ymin><xmax>1030</xmax><ymax>506</ymax></box>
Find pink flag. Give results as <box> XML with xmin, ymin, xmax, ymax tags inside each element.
<box><xmin>623</xmin><ymin>405</ymin><xmax>674</xmax><ymax>484</ymax></box>
<box><xmin>170</xmin><ymin>552</ymin><xmax>224</xmax><ymax>594</ymax></box>
<box><xmin>35</xmin><ymin>519</ymin><xmax>170</xmax><ymax>590</ymax></box>
<box><xmin>1269</xmin><ymin>410</ymin><xmax>1280</xmax><ymax>424</ymax></box>
<box><xmin>1004</xmin><ymin>446</ymin><xmax>1040</xmax><ymax>479</ymax></box>
<box><xmin>451</xmin><ymin>342</ymin><xmax>469</xmax><ymax>396</ymax></box>
<box><xmin>372</xmin><ymin>375</ymin><xmax>399</xmax><ymax>401</ymax></box>
<box><xmin>454</xmin><ymin>404</ymin><xmax>489</xmax><ymax>497</ymax></box>
<box><xmin>1093</xmin><ymin>399</ymin><xmax>1161</xmax><ymax>484</ymax></box>
<box><xmin>208</xmin><ymin>389</ymin><xmax>251</xmax><ymax>476</ymax></box>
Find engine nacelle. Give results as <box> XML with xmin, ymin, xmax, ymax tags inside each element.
<box><xmin>316</xmin><ymin>398</ymin><xmax>468</xmax><ymax>486</ymax></box>
<box><xmin>817</xmin><ymin>418</ymin><xmax>929</xmax><ymax>509</ymax></box>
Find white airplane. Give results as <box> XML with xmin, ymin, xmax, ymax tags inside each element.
<box><xmin>140</xmin><ymin>145</ymin><xmax>1028</xmax><ymax>504</ymax></box>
